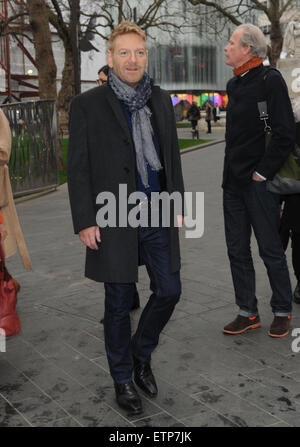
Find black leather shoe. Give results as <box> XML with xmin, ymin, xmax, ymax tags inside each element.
<box><xmin>294</xmin><ymin>281</ymin><xmax>300</xmax><ymax>304</ymax></box>
<box><xmin>100</xmin><ymin>290</ymin><xmax>140</xmax><ymax>324</ymax></box>
<box><xmin>134</xmin><ymin>358</ymin><xmax>158</xmax><ymax>398</ymax></box>
<box><xmin>114</xmin><ymin>381</ymin><xmax>143</xmax><ymax>416</ymax></box>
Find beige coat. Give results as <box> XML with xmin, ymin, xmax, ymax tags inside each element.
<box><xmin>0</xmin><ymin>108</ymin><xmax>32</xmax><ymax>269</ymax></box>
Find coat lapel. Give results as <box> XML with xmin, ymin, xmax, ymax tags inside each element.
<box><xmin>149</xmin><ymin>86</ymin><xmax>167</xmax><ymax>160</ymax></box>
<box><xmin>105</xmin><ymin>87</ymin><xmax>133</xmax><ymax>144</ymax></box>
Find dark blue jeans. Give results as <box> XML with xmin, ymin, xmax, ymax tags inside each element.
<box><xmin>223</xmin><ymin>178</ymin><xmax>292</xmax><ymax>317</ymax></box>
<box><xmin>104</xmin><ymin>225</ymin><xmax>181</xmax><ymax>384</ymax></box>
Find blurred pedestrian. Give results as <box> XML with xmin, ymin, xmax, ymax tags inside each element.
<box><xmin>205</xmin><ymin>100</ymin><xmax>213</xmax><ymax>134</ymax></box>
<box><xmin>280</xmin><ymin>194</ymin><xmax>300</xmax><ymax>304</ymax></box>
<box><xmin>96</xmin><ymin>65</ymin><xmax>109</xmax><ymax>86</ymax></box>
<box><xmin>280</xmin><ymin>108</ymin><xmax>300</xmax><ymax>305</ymax></box>
<box><xmin>187</xmin><ymin>101</ymin><xmax>200</xmax><ymax>139</ymax></box>
<box><xmin>0</xmin><ymin>108</ymin><xmax>32</xmax><ymax>285</ymax></box>
<box><xmin>213</xmin><ymin>103</ymin><xmax>220</xmax><ymax>122</ymax></box>
<box><xmin>222</xmin><ymin>24</ymin><xmax>295</xmax><ymax>338</ymax></box>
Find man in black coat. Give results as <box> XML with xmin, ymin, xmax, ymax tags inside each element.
<box><xmin>96</xmin><ymin>64</ymin><xmax>140</xmax><ymax>323</ymax></box>
<box><xmin>280</xmin><ymin>121</ymin><xmax>300</xmax><ymax>304</ymax></box>
<box><xmin>222</xmin><ymin>24</ymin><xmax>295</xmax><ymax>338</ymax></box>
<box><xmin>67</xmin><ymin>21</ymin><xmax>184</xmax><ymax>416</ymax></box>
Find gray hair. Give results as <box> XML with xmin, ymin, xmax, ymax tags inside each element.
<box><xmin>236</xmin><ymin>24</ymin><xmax>267</xmax><ymax>58</ymax></box>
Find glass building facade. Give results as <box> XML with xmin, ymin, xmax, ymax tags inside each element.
<box><xmin>148</xmin><ymin>44</ymin><xmax>217</xmax><ymax>86</ymax></box>
<box><xmin>147</xmin><ymin>39</ymin><xmax>232</xmax><ymax>109</ymax></box>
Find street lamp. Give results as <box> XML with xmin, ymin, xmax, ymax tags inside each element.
<box><xmin>71</xmin><ymin>0</ymin><xmax>81</xmax><ymax>95</ymax></box>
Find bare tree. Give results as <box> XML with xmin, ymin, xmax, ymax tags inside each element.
<box><xmin>27</xmin><ymin>0</ymin><xmax>57</xmax><ymax>99</ymax></box>
<box><xmin>46</xmin><ymin>0</ymin><xmax>74</xmax><ymax>132</ymax></box>
<box><xmin>46</xmin><ymin>0</ymin><xmax>197</xmax><ymax>131</ymax></box>
<box><xmin>81</xmin><ymin>0</ymin><xmax>195</xmax><ymax>40</ymax></box>
<box><xmin>0</xmin><ymin>0</ymin><xmax>64</xmax><ymax>168</ymax></box>
<box><xmin>2</xmin><ymin>0</ymin><xmax>198</xmax><ymax>129</ymax></box>
<box><xmin>188</xmin><ymin>0</ymin><xmax>297</xmax><ymax>66</ymax></box>
<box><xmin>0</xmin><ymin>0</ymin><xmax>57</xmax><ymax>99</ymax></box>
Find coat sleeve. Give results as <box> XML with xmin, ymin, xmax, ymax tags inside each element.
<box><xmin>255</xmin><ymin>71</ymin><xmax>296</xmax><ymax>179</ymax></box>
<box><xmin>167</xmin><ymin>95</ymin><xmax>185</xmax><ymax>215</ymax></box>
<box><xmin>67</xmin><ymin>97</ymin><xmax>97</xmax><ymax>234</ymax></box>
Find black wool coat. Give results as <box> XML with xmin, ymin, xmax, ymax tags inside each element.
<box><xmin>223</xmin><ymin>65</ymin><xmax>296</xmax><ymax>186</ymax></box>
<box><xmin>67</xmin><ymin>84</ymin><xmax>185</xmax><ymax>283</ymax></box>
<box><xmin>280</xmin><ymin>194</ymin><xmax>300</xmax><ymax>232</ymax></box>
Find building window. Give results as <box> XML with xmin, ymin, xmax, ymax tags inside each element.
<box><xmin>148</xmin><ymin>44</ymin><xmax>216</xmax><ymax>85</ymax></box>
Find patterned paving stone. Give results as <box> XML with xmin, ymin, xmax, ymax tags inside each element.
<box><xmin>11</xmin><ymin>394</ymin><xmax>69</xmax><ymax>426</ymax></box>
<box><xmin>0</xmin><ymin>397</ymin><xmax>31</xmax><ymax>427</ymax></box>
<box><xmin>134</xmin><ymin>412</ymin><xmax>185</xmax><ymax>427</ymax></box>
<box><xmin>194</xmin><ymin>386</ymin><xmax>281</xmax><ymax>427</ymax></box>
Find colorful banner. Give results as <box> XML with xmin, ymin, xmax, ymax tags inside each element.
<box><xmin>171</xmin><ymin>92</ymin><xmax>228</xmax><ymax>108</ymax></box>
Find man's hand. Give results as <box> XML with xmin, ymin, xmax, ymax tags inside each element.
<box><xmin>252</xmin><ymin>172</ymin><xmax>265</xmax><ymax>182</ymax></box>
<box><xmin>177</xmin><ymin>215</ymin><xmax>184</xmax><ymax>231</ymax></box>
<box><xmin>79</xmin><ymin>226</ymin><xmax>101</xmax><ymax>250</ymax></box>
<box><xmin>0</xmin><ymin>223</ymin><xmax>7</xmax><ymax>240</ymax></box>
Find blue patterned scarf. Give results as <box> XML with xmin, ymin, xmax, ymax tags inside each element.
<box><xmin>108</xmin><ymin>68</ymin><xmax>162</xmax><ymax>188</ymax></box>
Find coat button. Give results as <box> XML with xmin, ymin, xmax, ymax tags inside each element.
<box><xmin>124</xmin><ymin>166</ymin><xmax>130</xmax><ymax>173</ymax></box>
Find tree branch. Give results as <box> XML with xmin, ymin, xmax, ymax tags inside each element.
<box><xmin>187</xmin><ymin>0</ymin><xmax>242</xmax><ymax>26</ymax></box>
<box><xmin>279</xmin><ymin>0</ymin><xmax>294</xmax><ymax>17</ymax></box>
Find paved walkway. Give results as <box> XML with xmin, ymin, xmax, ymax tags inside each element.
<box><xmin>1</xmin><ymin>138</ymin><xmax>300</xmax><ymax>427</ymax></box>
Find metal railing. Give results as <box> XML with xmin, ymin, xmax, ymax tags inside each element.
<box><xmin>1</xmin><ymin>100</ymin><xmax>59</xmax><ymax>197</ymax></box>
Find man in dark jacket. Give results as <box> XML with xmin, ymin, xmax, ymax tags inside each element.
<box><xmin>222</xmin><ymin>24</ymin><xmax>295</xmax><ymax>338</ymax></box>
<box><xmin>67</xmin><ymin>21</ymin><xmax>184</xmax><ymax>416</ymax></box>
<box><xmin>187</xmin><ymin>101</ymin><xmax>200</xmax><ymax>138</ymax></box>
<box><xmin>96</xmin><ymin>62</ymin><xmax>141</xmax><ymax>323</ymax></box>
<box><xmin>280</xmin><ymin>119</ymin><xmax>300</xmax><ymax>305</ymax></box>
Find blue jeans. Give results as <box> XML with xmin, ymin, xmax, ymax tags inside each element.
<box><xmin>223</xmin><ymin>177</ymin><xmax>292</xmax><ymax>317</ymax></box>
<box><xmin>104</xmin><ymin>225</ymin><xmax>181</xmax><ymax>384</ymax></box>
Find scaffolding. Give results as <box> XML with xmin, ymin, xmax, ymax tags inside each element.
<box><xmin>0</xmin><ymin>0</ymin><xmax>39</xmax><ymax>102</ymax></box>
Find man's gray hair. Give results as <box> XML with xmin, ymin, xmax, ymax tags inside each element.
<box><xmin>236</xmin><ymin>24</ymin><xmax>267</xmax><ymax>58</ymax></box>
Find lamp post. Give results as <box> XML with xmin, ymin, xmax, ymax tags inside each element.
<box><xmin>71</xmin><ymin>0</ymin><xmax>81</xmax><ymax>95</ymax></box>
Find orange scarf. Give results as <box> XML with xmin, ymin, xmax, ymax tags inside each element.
<box><xmin>233</xmin><ymin>57</ymin><xmax>263</xmax><ymax>76</ymax></box>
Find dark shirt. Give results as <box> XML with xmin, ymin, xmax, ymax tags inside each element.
<box><xmin>223</xmin><ymin>65</ymin><xmax>295</xmax><ymax>186</ymax></box>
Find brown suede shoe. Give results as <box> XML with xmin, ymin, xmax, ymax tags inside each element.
<box><xmin>223</xmin><ymin>315</ymin><xmax>261</xmax><ymax>335</ymax></box>
<box><xmin>268</xmin><ymin>315</ymin><xmax>291</xmax><ymax>338</ymax></box>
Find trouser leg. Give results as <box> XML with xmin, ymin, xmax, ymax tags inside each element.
<box><xmin>223</xmin><ymin>185</ymin><xmax>258</xmax><ymax>317</ymax></box>
<box><xmin>104</xmin><ymin>282</ymin><xmax>136</xmax><ymax>383</ymax></box>
<box><xmin>244</xmin><ymin>181</ymin><xmax>292</xmax><ymax>316</ymax></box>
<box><xmin>206</xmin><ymin>120</ymin><xmax>211</xmax><ymax>133</ymax></box>
<box><xmin>131</xmin><ymin>226</ymin><xmax>181</xmax><ymax>362</ymax></box>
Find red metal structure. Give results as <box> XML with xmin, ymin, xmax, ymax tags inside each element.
<box><xmin>0</xmin><ymin>0</ymin><xmax>39</xmax><ymax>102</ymax></box>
